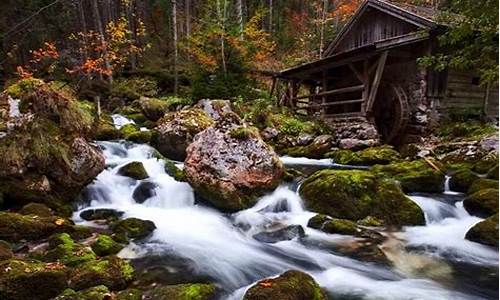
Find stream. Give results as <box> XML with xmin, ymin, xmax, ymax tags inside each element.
<box><xmin>74</xmin><ymin>140</ymin><xmax>499</xmax><ymax>300</ymax></box>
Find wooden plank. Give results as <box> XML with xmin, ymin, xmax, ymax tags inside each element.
<box><xmin>321</xmin><ymin>99</ymin><xmax>364</xmax><ymax>106</ymax></box>
<box><xmin>292</xmin><ymin>84</ymin><xmax>365</xmax><ymax>101</ymax></box>
<box><xmin>324</xmin><ymin>112</ymin><xmax>363</xmax><ymax>118</ymax></box>
<box><xmin>366</xmin><ymin>51</ymin><xmax>388</xmax><ymax>113</ymax></box>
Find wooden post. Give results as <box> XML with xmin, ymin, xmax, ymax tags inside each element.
<box><xmin>322</xmin><ymin>71</ymin><xmax>327</xmax><ymax>118</ymax></box>
<box><xmin>361</xmin><ymin>59</ymin><xmax>369</xmax><ymax>115</ymax></box>
<box><xmin>270</xmin><ymin>77</ymin><xmax>277</xmax><ymax>99</ymax></box>
<box><xmin>366</xmin><ymin>51</ymin><xmax>388</xmax><ymax>114</ymax></box>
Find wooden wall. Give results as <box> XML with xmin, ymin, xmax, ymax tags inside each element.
<box><xmin>439</xmin><ymin>69</ymin><xmax>499</xmax><ymax>118</ymax></box>
<box><xmin>334</xmin><ymin>8</ymin><xmax>417</xmax><ymax>54</ymax></box>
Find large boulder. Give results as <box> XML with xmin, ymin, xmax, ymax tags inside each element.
<box><xmin>45</xmin><ymin>233</ymin><xmax>96</xmax><ymax>267</ymax></box>
<box><xmin>0</xmin><ymin>78</ymin><xmax>105</xmax><ymax>206</ymax></box>
<box><xmin>282</xmin><ymin>135</ymin><xmax>334</xmax><ymax>158</ymax></box>
<box><xmin>449</xmin><ymin>169</ymin><xmax>480</xmax><ymax>193</ymax></box>
<box><xmin>184</xmin><ymin>113</ymin><xmax>284</xmax><ymax>212</ymax></box>
<box><xmin>326</xmin><ymin>145</ymin><xmax>401</xmax><ymax>166</ymax></box>
<box><xmin>151</xmin><ymin>108</ymin><xmax>214</xmax><ymax>161</ymax></box>
<box><xmin>371</xmin><ymin>159</ymin><xmax>445</xmax><ymax>193</ymax></box>
<box><xmin>467</xmin><ymin>178</ymin><xmax>499</xmax><ymax>195</ymax></box>
<box><xmin>299</xmin><ymin>170</ymin><xmax>424</xmax><ymax>226</ymax></box>
<box><xmin>465</xmin><ymin>214</ymin><xmax>499</xmax><ymax>247</ymax></box>
<box><xmin>243</xmin><ymin>270</ymin><xmax>327</xmax><ymax>300</ymax></box>
<box><xmin>136</xmin><ymin>96</ymin><xmax>170</xmax><ymax>121</ymax></box>
<box><xmin>463</xmin><ymin>189</ymin><xmax>499</xmax><ymax>218</ymax></box>
<box><xmin>196</xmin><ymin>99</ymin><xmax>233</xmax><ymax>120</ymax></box>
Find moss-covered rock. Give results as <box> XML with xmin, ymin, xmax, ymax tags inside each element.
<box><xmin>163</xmin><ymin>159</ymin><xmax>185</xmax><ymax>181</ymax></box>
<box><xmin>119</xmin><ymin>123</ymin><xmax>140</xmax><ymax>139</ymax></box>
<box><xmin>0</xmin><ymin>240</ymin><xmax>13</xmax><ymax>260</ymax></box>
<box><xmin>282</xmin><ymin>135</ymin><xmax>333</xmax><ymax>159</ymax></box>
<box><xmin>45</xmin><ymin>233</ymin><xmax>96</xmax><ymax>266</ymax></box>
<box><xmin>449</xmin><ymin>169</ymin><xmax>480</xmax><ymax>193</ymax></box>
<box><xmin>115</xmin><ymin>289</ymin><xmax>143</xmax><ymax>300</ymax></box>
<box><xmin>299</xmin><ymin>170</ymin><xmax>424</xmax><ymax>226</ymax></box>
<box><xmin>473</xmin><ymin>153</ymin><xmax>499</xmax><ymax>174</ymax></box>
<box><xmin>357</xmin><ymin>216</ymin><xmax>384</xmax><ymax>227</ymax></box>
<box><xmin>110</xmin><ymin>218</ymin><xmax>156</xmax><ymax>241</ymax></box>
<box><xmin>0</xmin><ymin>259</ymin><xmax>69</xmax><ymax>300</ymax></box>
<box><xmin>371</xmin><ymin>159</ymin><xmax>445</xmax><ymax>193</ymax></box>
<box><xmin>91</xmin><ymin>235</ymin><xmax>123</xmax><ymax>256</ymax></box>
<box><xmin>19</xmin><ymin>202</ymin><xmax>53</xmax><ymax>217</ymax></box>
<box><xmin>243</xmin><ymin>270</ymin><xmax>326</xmax><ymax>300</ymax></box>
<box><xmin>468</xmin><ymin>179</ymin><xmax>499</xmax><ymax>195</ymax></box>
<box><xmin>94</xmin><ymin>115</ymin><xmax>120</xmax><ymax>141</ymax></box>
<box><xmin>463</xmin><ymin>189</ymin><xmax>499</xmax><ymax>218</ymax></box>
<box><xmin>137</xmin><ymin>97</ymin><xmax>170</xmax><ymax>121</ymax></box>
<box><xmin>117</xmin><ymin>161</ymin><xmax>149</xmax><ymax>180</ymax></box>
<box><xmin>54</xmin><ymin>285</ymin><xmax>111</xmax><ymax>300</ymax></box>
<box><xmin>127</xmin><ymin>130</ymin><xmax>152</xmax><ymax>144</ymax></box>
<box><xmin>465</xmin><ymin>214</ymin><xmax>499</xmax><ymax>247</ymax></box>
<box><xmin>79</xmin><ymin>209</ymin><xmax>124</xmax><ymax>222</ymax></box>
<box><xmin>0</xmin><ymin>211</ymin><xmax>72</xmax><ymax>242</ymax></box>
<box><xmin>308</xmin><ymin>215</ymin><xmax>357</xmax><ymax>235</ymax></box>
<box><xmin>144</xmin><ymin>283</ymin><xmax>217</xmax><ymax>300</ymax></box>
<box><xmin>68</xmin><ymin>256</ymin><xmax>134</xmax><ymax>291</ymax></box>
<box><xmin>487</xmin><ymin>164</ymin><xmax>499</xmax><ymax>180</ymax></box>
<box><xmin>326</xmin><ymin>145</ymin><xmax>401</xmax><ymax>166</ymax></box>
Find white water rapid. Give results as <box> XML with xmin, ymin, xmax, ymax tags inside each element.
<box><xmin>75</xmin><ymin>140</ymin><xmax>498</xmax><ymax>300</ymax></box>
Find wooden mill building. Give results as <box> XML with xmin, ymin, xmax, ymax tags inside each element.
<box><xmin>276</xmin><ymin>0</ymin><xmax>498</xmax><ymax>143</ymax></box>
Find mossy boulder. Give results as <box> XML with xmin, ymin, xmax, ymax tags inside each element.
<box><xmin>299</xmin><ymin>170</ymin><xmax>424</xmax><ymax>226</ymax></box>
<box><xmin>115</xmin><ymin>289</ymin><xmax>143</xmax><ymax>300</ymax></box>
<box><xmin>468</xmin><ymin>179</ymin><xmax>499</xmax><ymax>195</ymax></box>
<box><xmin>54</xmin><ymin>285</ymin><xmax>111</xmax><ymax>300</ymax></box>
<box><xmin>45</xmin><ymin>233</ymin><xmax>96</xmax><ymax>267</ymax></box>
<box><xmin>282</xmin><ymin>135</ymin><xmax>333</xmax><ymax>159</ymax></box>
<box><xmin>487</xmin><ymin>164</ymin><xmax>499</xmax><ymax>180</ymax></box>
<box><xmin>0</xmin><ymin>240</ymin><xmax>13</xmax><ymax>261</ymax></box>
<box><xmin>243</xmin><ymin>270</ymin><xmax>327</xmax><ymax>300</ymax></box>
<box><xmin>19</xmin><ymin>202</ymin><xmax>53</xmax><ymax>217</ymax></box>
<box><xmin>110</xmin><ymin>218</ymin><xmax>156</xmax><ymax>241</ymax></box>
<box><xmin>117</xmin><ymin>161</ymin><xmax>149</xmax><ymax>180</ymax></box>
<box><xmin>119</xmin><ymin>123</ymin><xmax>140</xmax><ymax>139</ymax></box>
<box><xmin>144</xmin><ymin>283</ymin><xmax>217</xmax><ymax>300</ymax></box>
<box><xmin>465</xmin><ymin>214</ymin><xmax>499</xmax><ymax>247</ymax></box>
<box><xmin>91</xmin><ymin>235</ymin><xmax>123</xmax><ymax>256</ymax></box>
<box><xmin>164</xmin><ymin>159</ymin><xmax>185</xmax><ymax>181</ymax></box>
<box><xmin>127</xmin><ymin>130</ymin><xmax>152</xmax><ymax>144</ymax></box>
<box><xmin>0</xmin><ymin>259</ymin><xmax>69</xmax><ymax>300</ymax></box>
<box><xmin>0</xmin><ymin>211</ymin><xmax>72</xmax><ymax>242</ymax></box>
<box><xmin>463</xmin><ymin>189</ymin><xmax>499</xmax><ymax>218</ymax></box>
<box><xmin>94</xmin><ymin>115</ymin><xmax>120</xmax><ymax>141</ymax></box>
<box><xmin>371</xmin><ymin>159</ymin><xmax>445</xmax><ymax>193</ymax></box>
<box><xmin>185</xmin><ymin>113</ymin><xmax>284</xmax><ymax>212</ymax></box>
<box><xmin>449</xmin><ymin>169</ymin><xmax>480</xmax><ymax>193</ymax></box>
<box><xmin>136</xmin><ymin>96</ymin><xmax>171</xmax><ymax>121</ymax></box>
<box><xmin>308</xmin><ymin>214</ymin><xmax>357</xmax><ymax>235</ymax></box>
<box><xmin>326</xmin><ymin>145</ymin><xmax>401</xmax><ymax>166</ymax></box>
<box><xmin>151</xmin><ymin>108</ymin><xmax>214</xmax><ymax>161</ymax></box>
<box><xmin>80</xmin><ymin>209</ymin><xmax>124</xmax><ymax>222</ymax></box>
<box><xmin>473</xmin><ymin>153</ymin><xmax>499</xmax><ymax>174</ymax></box>
<box><xmin>68</xmin><ymin>256</ymin><xmax>134</xmax><ymax>291</ymax></box>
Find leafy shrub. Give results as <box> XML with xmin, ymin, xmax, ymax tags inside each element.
<box><xmin>111</xmin><ymin>76</ymin><xmax>158</xmax><ymax>101</ymax></box>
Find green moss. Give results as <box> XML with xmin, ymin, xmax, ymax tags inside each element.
<box><xmin>299</xmin><ymin>170</ymin><xmax>424</xmax><ymax>226</ymax></box>
<box><xmin>465</xmin><ymin>214</ymin><xmax>498</xmax><ymax>247</ymax></box>
<box><xmin>46</xmin><ymin>233</ymin><xmax>96</xmax><ymax>266</ymax></box>
<box><xmin>229</xmin><ymin>126</ymin><xmax>259</xmax><ymax>140</ymax></box>
<box><xmin>19</xmin><ymin>202</ymin><xmax>52</xmax><ymax>217</ymax></box>
<box><xmin>91</xmin><ymin>235</ymin><xmax>123</xmax><ymax>257</ymax></box>
<box><xmin>69</xmin><ymin>256</ymin><xmax>134</xmax><ymax>291</ymax></box>
<box><xmin>0</xmin><ymin>259</ymin><xmax>69</xmax><ymax>300</ymax></box>
<box><xmin>449</xmin><ymin>169</ymin><xmax>480</xmax><ymax>193</ymax></box>
<box><xmin>5</xmin><ymin>78</ymin><xmax>44</xmax><ymax>99</ymax></box>
<box><xmin>110</xmin><ymin>218</ymin><xmax>156</xmax><ymax>241</ymax></box>
<box><xmin>463</xmin><ymin>189</ymin><xmax>499</xmax><ymax>218</ymax></box>
<box><xmin>127</xmin><ymin>130</ymin><xmax>152</xmax><ymax>144</ymax></box>
<box><xmin>94</xmin><ymin>118</ymin><xmax>120</xmax><ymax>141</ymax></box>
<box><xmin>137</xmin><ymin>97</ymin><xmax>170</xmax><ymax>121</ymax></box>
<box><xmin>115</xmin><ymin>289</ymin><xmax>143</xmax><ymax>300</ymax></box>
<box><xmin>111</xmin><ymin>77</ymin><xmax>159</xmax><ymax>100</ymax></box>
<box><xmin>0</xmin><ymin>240</ymin><xmax>13</xmax><ymax>261</ymax></box>
<box><xmin>468</xmin><ymin>179</ymin><xmax>499</xmax><ymax>195</ymax></box>
<box><xmin>119</xmin><ymin>124</ymin><xmax>140</xmax><ymax>139</ymax></box>
<box><xmin>371</xmin><ymin>159</ymin><xmax>445</xmax><ymax>193</ymax></box>
<box><xmin>243</xmin><ymin>270</ymin><xmax>326</xmax><ymax>300</ymax></box>
<box><xmin>145</xmin><ymin>283</ymin><xmax>216</xmax><ymax>300</ymax></box>
<box><xmin>117</xmin><ymin>161</ymin><xmax>149</xmax><ymax>180</ymax></box>
<box><xmin>326</xmin><ymin>146</ymin><xmax>401</xmax><ymax>165</ymax></box>
<box><xmin>473</xmin><ymin>153</ymin><xmax>499</xmax><ymax>174</ymax></box>
<box><xmin>54</xmin><ymin>285</ymin><xmax>110</xmax><ymax>300</ymax></box>
<box><xmin>487</xmin><ymin>164</ymin><xmax>499</xmax><ymax>180</ymax></box>
<box><xmin>164</xmin><ymin>159</ymin><xmax>186</xmax><ymax>181</ymax></box>
<box><xmin>357</xmin><ymin>216</ymin><xmax>384</xmax><ymax>227</ymax></box>
<box><xmin>437</xmin><ymin>120</ymin><xmax>497</xmax><ymax>142</ymax></box>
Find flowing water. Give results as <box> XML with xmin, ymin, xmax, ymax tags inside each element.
<box><xmin>75</xmin><ymin>137</ymin><xmax>498</xmax><ymax>300</ymax></box>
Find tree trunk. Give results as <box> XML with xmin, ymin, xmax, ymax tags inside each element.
<box><xmin>237</xmin><ymin>0</ymin><xmax>244</xmax><ymax>40</ymax></box>
<box><xmin>172</xmin><ymin>0</ymin><xmax>179</xmax><ymax>94</ymax></box>
<box><xmin>92</xmin><ymin>0</ymin><xmax>113</xmax><ymax>84</ymax></box>
<box><xmin>216</xmin><ymin>0</ymin><xmax>227</xmax><ymax>74</ymax></box>
<box><xmin>269</xmin><ymin>0</ymin><xmax>273</xmax><ymax>34</ymax></box>
<box><xmin>319</xmin><ymin>0</ymin><xmax>328</xmax><ymax>58</ymax></box>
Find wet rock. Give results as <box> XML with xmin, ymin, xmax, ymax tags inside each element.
<box><xmin>19</xmin><ymin>202</ymin><xmax>53</xmax><ymax>217</ymax></box>
<box><xmin>253</xmin><ymin>225</ymin><xmax>305</xmax><ymax>243</ymax></box>
<box><xmin>473</xmin><ymin>152</ymin><xmax>499</xmax><ymax>174</ymax></box>
<box><xmin>465</xmin><ymin>214</ymin><xmax>499</xmax><ymax>247</ymax></box>
<box><xmin>143</xmin><ymin>283</ymin><xmax>217</xmax><ymax>300</ymax></box>
<box><xmin>45</xmin><ymin>233</ymin><xmax>96</xmax><ymax>267</ymax></box>
<box><xmin>117</xmin><ymin>161</ymin><xmax>149</xmax><ymax>180</ymax></box>
<box><xmin>68</xmin><ymin>256</ymin><xmax>134</xmax><ymax>291</ymax></box>
<box><xmin>296</xmin><ymin>133</ymin><xmax>314</xmax><ymax>146</ymax></box>
<box><xmin>132</xmin><ymin>181</ymin><xmax>157</xmax><ymax>203</ymax></box>
<box><xmin>479</xmin><ymin>135</ymin><xmax>499</xmax><ymax>153</ymax></box>
<box><xmin>80</xmin><ymin>209</ymin><xmax>124</xmax><ymax>222</ymax></box>
<box><xmin>308</xmin><ymin>214</ymin><xmax>384</xmax><ymax>242</ymax></box>
<box><xmin>111</xmin><ymin>218</ymin><xmax>156</xmax><ymax>241</ymax></box>
<box><xmin>338</xmin><ymin>138</ymin><xmax>379</xmax><ymax>150</ymax></box>
<box><xmin>243</xmin><ymin>270</ymin><xmax>327</xmax><ymax>300</ymax></box>
<box><xmin>0</xmin><ymin>240</ymin><xmax>13</xmax><ymax>260</ymax></box>
<box><xmin>91</xmin><ymin>235</ymin><xmax>124</xmax><ymax>257</ymax></box>
<box><xmin>283</xmin><ymin>135</ymin><xmax>333</xmax><ymax>159</ymax></box>
<box><xmin>54</xmin><ymin>285</ymin><xmax>111</xmax><ymax>300</ymax></box>
<box><xmin>326</xmin><ymin>145</ymin><xmax>401</xmax><ymax>166</ymax></box>
<box><xmin>94</xmin><ymin>115</ymin><xmax>120</xmax><ymax>141</ymax></box>
<box><xmin>185</xmin><ymin>112</ymin><xmax>284</xmax><ymax>212</ymax></box>
<box><xmin>137</xmin><ymin>96</ymin><xmax>170</xmax><ymax>121</ymax></box>
<box><xmin>300</xmin><ymin>170</ymin><xmax>424</xmax><ymax>226</ymax></box>
<box><xmin>487</xmin><ymin>164</ymin><xmax>498</xmax><ymax>180</ymax></box>
<box><xmin>449</xmin><ymin>169</ymin><xmax>480</xmax><ymax>193</ymax></box>
<box><xmin>0</xmin><ymin>211</ymin><xmax>72</xmax><ymax>243</ymax></box>
<box><xmin>197</xmin><ymin>99</ymin><xmax>232</xmax><ymax>120</ymax></box>
<box><xmin>260</xmin><ymin>127</ymin><xmax>279</xmax><ymax>141</ymax></box>
<box><xmin>0</xmin><ymin>259</ymin><xmax>69</xmax><ymax>300</ymax></box>
<box><xmin>151</xmin><ymin>108</ymin><xmax>214</xmax><ymax>161</ymax></box>
<box><xmin>371</xmin><ymin>159</ymin><xmax>445</xmax><ymax>193</ymax></box>
<box><xmin>467</xmin><ymin>179</ymin><xmax>499</xmax><ymax>195</ymax></box>
<box><xmin>463</xmin><ymin>189</ymin><xmax>499</xmax><ymax>218</ymax></box>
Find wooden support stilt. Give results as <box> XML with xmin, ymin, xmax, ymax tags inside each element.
<box><xmin>366</xmin><ymin>51</ymin><xmax>388</xmax><ymax>113</ymax></box>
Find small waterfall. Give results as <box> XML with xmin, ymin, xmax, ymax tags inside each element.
<box><xmin>75</xmin><ymin>141</ymin><xmax>498</xmax><ymax>299</ymax></box>
<box><xmin>444</xmin><ymin>175</ymin><xmax>461</xmax><ymax>195</ymax></box>
<box><xmin>111</xmin><ymin>114</ymin><xmax>135</xmax><ymax>129</ymax></box>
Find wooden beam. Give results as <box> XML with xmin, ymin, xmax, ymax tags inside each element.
<box><xmin>366</xmin><ymin>51</ymin><xmax>388</xmax><ymax>113</ymax></box>
<box><xmin>361</xmin><ymin>59</ymin><xmax>369</xmax><ymax>114</ymax></box>
<box><xmin>312</xmin><ymin>99</ymin><xmax>364</xmax><ymax>107</ymax></box>
<box><xmin>324</xmin><ymin>112</ymin><xmax>363</xmax><ymax>118</ymax></box>
<box><xmin>293</xmin><ymin>84</ymin><xmax>365</xmax><ymax>101</ymax></box>
<box><xmin>348</xmin><ymin>63</ymin><xmax>364</xmax><ymax>83</ymax></box>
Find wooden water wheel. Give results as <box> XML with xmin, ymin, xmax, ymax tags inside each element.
<box><xmin>372</xmin><ymin>83</ymin><xmax>410</xmax><ymax>144</ymax></box>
